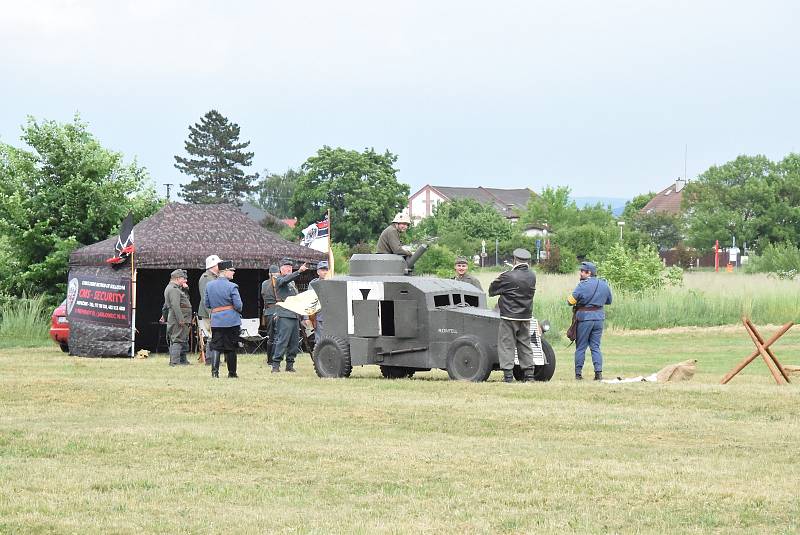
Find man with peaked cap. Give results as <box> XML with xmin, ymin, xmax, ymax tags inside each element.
<box><xmin>205</xmin><ymin>260</ymin><xmax>243</xmax><ymax>378</ymax></box>
<box><xmin>568</xmin><ymin>260</ymin><xmax>613</xmax><ymax>381</ymax></box>
<box><xmin>260</xmin><ymin>264</ymin><xmax>280</xmax><ymax>364</ymax></box>
<box><xmin>489</xmin><ymin>248</ymin><xmax>536</xmax><ymax>383</ymax></box>
<box><xmin>309</xmin><ymin>260</ymin><xmax>330</xmax><ymax>344</ymax></box>
<box><xmin>271</xmin><ymin>258</ymin><xmax>308</xmax><ymax>373</ymax></box>
<box><xmin>197</xmin><ymin>254</ymin><xmax>221</xmax><ymax>365</ymax></box>
<box><xmin>164</xmin><ymin>269</ymin><xmax>193</xmax><ymax>367</ymax></box>
<box><xmin>452</xmin><ymin>256</ymin><xmax>483</xmax><ymax>290</ymax></box>
<box><xmin>376</xmin><ymin>212</ymin><xmax>412</xmax><ymax>257</ymax></box>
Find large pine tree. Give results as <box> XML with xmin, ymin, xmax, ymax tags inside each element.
<box><xmin>174</xmin><ymin>110</ymin><xmax>257</xmax><ymax>205</ymax></box>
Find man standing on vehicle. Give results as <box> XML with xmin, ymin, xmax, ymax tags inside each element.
<box><xmin>164</xmin><ymin>269</ymin><xmax>193</xmax><ymax>367</ymax></box>
<box><xmin>452</xmin><ymin>256</ymin><xmax>483</xmax><ymax>290</ymax></box>
<box><xmin>310</xmin><ymin>260</ymin><xmax>330</xmax><ymax>345</ymax></box>
<box><xmin>205</xmin><ymin>261</ymin><xmax>242</xmax><ymax>379</ymax></box>
<box><xmin>197</xmin><ymin>254</ymin><xmax>221</xmax><ymax>365</ymax></box>
<box><xmin>376</xmin><ymin>212</ymin><xmax>412</xmax><ymax>257</ymax></box>
<box><xmin>271</xmin><ymin>258</ymin><xmax>308</xmax><ymax>373</ymax></box>
<box><xmin>489</xmin><ymin>249</ymin><xmax>536</xmax><ymax>383</ymax></box>
<box><xmin>568</xmin><ymin>261</ymin><xmax>612</xmax><ymax>381</ymax></box>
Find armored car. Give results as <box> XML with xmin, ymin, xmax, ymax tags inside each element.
<box><xmin>310</xmin><ymin>249</ymin><xmax>556</xmax><ymax>382</ymax></box>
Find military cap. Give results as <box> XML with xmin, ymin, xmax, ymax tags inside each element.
<box><xmin>170</xmin><ymin>269</ymin><xmax>187</xmax><ymax>279</ymax></box>
<box><xmin>280</xmin><ymin>258</ymin><xmax>294</xmax><ymax>267</ymax></box>
<box><xmin>268</xmin><ymin>264</ymin><xmax>279</xmax><ymax>274</ymax></box>
<box><xmin>512</xmin><ymin>248</ymin><xmax>532</xmax><ymax>261</ymax></box>
<box><xmin>317</xmin><ymin>260</ymin><xmax>329</xmax><ymax>270</ymax></box>
<box><xmin>218</xmin><ymin>260</ymin><xmax>235</xmax><ymax>271</ymax></box>
<box><xmin>580</xmin><ymin>261</ymin><xmax>597</xmax><ymax>275</ymax></box>
<box><xmin>454</xmin><ymin>256</ymin><xmax>469</xmax><ymax>265</ymax></box>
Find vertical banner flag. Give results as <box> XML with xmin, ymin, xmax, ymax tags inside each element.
<box><xmin>106</xmin><ymin>212</ymin><xmax>135</xmax><ymax>267</ymax></box>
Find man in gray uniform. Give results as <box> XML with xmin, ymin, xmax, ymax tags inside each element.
<box><xmin>197</xmin><ymin>254</ymin><xmax>221</xmax><ymax>365</ymax></box>
<box><xmin>164</xmin><ymin>269</ymin><xmax>193</xmax><ymax>367</ymax></box>
<box><xmin>488</xmin><ymin>249</ymin><xmax>536</xmax><ymax>383</ymax></box>
<box><xmin>376</xmin><ymin>212</ymin><xmax>411</xmax><ymax>257</ymax></box>
<box><xmin>271</xmin><ymin>258</ymin><xmax>308</xmax><ymax>373</ymax></box>
<box><xmin>310</xmin><ymin>260</ymin><xmax>329</xmax><ymax>344</ymax></box>
<box><xmin>453</xmin><ymin>256</ymin><xmax>483</xmax><ymax>290</ymax></box>
<box><xmin>260</xmin><ymin>264</ymin><xmax>280</xmax><ymax>363</ymax></box>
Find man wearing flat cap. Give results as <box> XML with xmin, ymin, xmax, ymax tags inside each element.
<box><xmin>452</xmin><ymin>256</ymin><xmax>483</xmax><ymax>290</ymax></box>
<box><xmin>489</xmin><ymin>248</ymin><xmax>537</xmax><ymax>382</ymax></box>
<box><xmin>205</xmin><ymin>261</ymin><xmax>243</xmax><ymax>378</ymax></box>
<box><xmin>567</xmin><ymin>261</ymin><xmax>613</xmax><ymax>380</ymax></box>
<box><xmin>197</xmin><ymin>254</ymin><xmax>222</xmax><ymax>364</ymax></box>
<box><xmin>271</xmin><ymin>258</ymin><xmax>308</xmax><ymax>373</ymax></box>
<box><xmin>164</xmin><ymin>269</ymin><xmax>192</xmax><ymax>367</ymax></box>
<box><xmin>260</xmin><ymin>264</ymin><xmax>280</xmax><ymax>363</ymax></box>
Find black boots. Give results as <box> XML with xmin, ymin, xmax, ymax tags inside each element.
<box><xmin>594</xmin><ymin>371</ymin><xmax>603</xmax><ymax>381</ymax></box>
<box><xmin>502</xmin><ymin>370</ymin><xmax>514</xmax><ymax>383</ymax></box>
<box><xmin>575</xmin><ymin>373</ymin><xmax>583</xmax><ymax>380</ymax></box>
<box><xmin>285</xmin><ymin>362</ymin><xmax>296</xmax><ymax>373</ymax></box>
<box><xmin>226</xmin><ymin>351</ymin><xmax>238</xmax><ymax>378</ymax></box>
<box><xmin>211</xmin><ymin>350</ymin><xmax>220</xmax><ymax>378</ymax></box>
<box><xmin>271</xmin><ymin>362</ymin><xmax>280</xmax><ymax>373</ymax></box>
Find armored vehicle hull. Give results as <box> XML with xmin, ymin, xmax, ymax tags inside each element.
<box><xmin>311</xmin><ymin>254</ymin><xmax>556</xmax><ymax>382</ymax></box>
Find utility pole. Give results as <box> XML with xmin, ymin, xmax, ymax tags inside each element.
<box><xmin>164</xmin><ymin>183</ymin><xmax>173</xmax><ymax>201</ymax></box>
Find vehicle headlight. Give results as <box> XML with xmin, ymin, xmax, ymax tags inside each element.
<box><xmin>540</xmin><ymin>320</ymin><xmax>550</xmax><ymax>333</ymax></box>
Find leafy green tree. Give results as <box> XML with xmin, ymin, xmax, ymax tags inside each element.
<box><xmin>291</xmin><ymin>146</ymin><xmax>409</xmax><ymax>246</ymax></box>
<box><xmin>175</xmin><ymin>110</ymin><xmax>257</xmax><ymax>205</ymax></box>
<box><xmin>250</xmin><ymin>167</ymin><xmax>299</xmax><ymax>218</ymax></box>
<box><xmin>415</xmin><ymin>198</ymin><xmax>515</xmax><ymax>256</ymax></box>
<box><xmin>521</xmin><ymin>185</ymin><xmax>577</xmax><ymax>229</ymax></box>
<box><xmin>683</xmin><ymin>154</ymin><xmax>800</xmax><ymax>251</ymax></box>
<box><xmin>620</xmin><ymin>192</ymin><xmax>656</xmax><ymax>222</ymax></box>
<box><xmin>598</xmin><ymin>243</ymin><xmax>682</xmax><ymax>296</ymax></box>
<box><xmin>630</xmin><ymin>211</ymin><xmax>684</xmax><ymax>250</ymax></box>
<box><xmin>0</xmin><ymin>115</ymin><xmax>162</xmax><ymax>302</ymax></box>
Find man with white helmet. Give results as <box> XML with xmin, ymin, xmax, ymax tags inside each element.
<box><xmin>197</xmin><ymin>254</ymin><xmax>221</xmax><ymax>365</ymax></box>
<box><xmin>376</xmin><ymin>212</ymin><xmax>412</xmax><ymax>257</ymax></box>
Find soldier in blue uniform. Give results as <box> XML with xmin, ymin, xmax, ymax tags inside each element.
<box><xmin>271</xmin><ymin>258</ymin><xmax>308</xmax><ymax>373</ymax></box>
<box><xmin>567</xmin><ymin>261</ymin><xmax>613</xmax><ymax>380</ymax></box>
<box><xmin>205</xmin><ymin>260</ymin><xmax>243</xmax><ymax>378</ymax></box>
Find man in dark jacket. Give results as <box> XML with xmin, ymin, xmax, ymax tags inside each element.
<box><xmin>164</xmin><ymin>269</ymin><xmax>192</xmax><ymax>367</ymax></box>
<box><xmin>309</xmin><ymin>260</ymin><xmax>329</xmax><ymax>345</ymax></box>
<box><xmin>260</xmin><ymin>264</ymin><xmax>280</xmax><ymax>363</ymax></box>
<box><xmin>568</xmin><ymin>261</ymin><xmax>613</xmax><ymax>380</ymax></box>
<box><xmin>271</xmin><ymin>258</ymin><xmax>308</xmax><ymax>373</ymax></box>
<box><xmin>489</xmin><ymin>249</ymin><xmax>536</xmax><ymax>382</ymax></box>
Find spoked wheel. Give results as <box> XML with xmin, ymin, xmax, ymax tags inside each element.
<box><xmin>380</xmin><ymin>366</ymin><xmax>416</xmax><ymax>379</ymax></box>
<box><xmin>312</xmin><ymin>336</ymin><xmax>352</xmax><ymax>378</ymax></box>
<box><xmin>513</xmin><ymin>337</ymin><xmax>557</xmax><ymax>381</ymax></box>
<box><xmin>446</xmin><ymin>335</ymin><xmax>492</xmax><ymax>382</ymax></box>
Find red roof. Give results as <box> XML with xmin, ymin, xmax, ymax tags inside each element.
<box><xmin>640</xmin><ymin>181</ymin><xmax>685</xmax><ymax>215</ymax></box>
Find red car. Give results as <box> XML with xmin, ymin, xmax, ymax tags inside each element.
<box><xmin>49</xmin><ymin>299</ymin><xmax>69</xmax><ymax>352</ymax></box>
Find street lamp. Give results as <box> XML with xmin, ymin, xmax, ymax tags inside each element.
<box><xmin>617</xmin><ymin>221</ymin><xmax>625</xmax><ymax>241</ymax></box>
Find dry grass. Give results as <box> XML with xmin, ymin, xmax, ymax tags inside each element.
<box><xmin>2</xmin><ymin>328</ymin><xmax>800</xmax><ymax>534</ymax></box>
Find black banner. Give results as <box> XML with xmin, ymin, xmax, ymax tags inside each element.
<box><xmin>66</xmin><ymin>274</ymin><xmax>131</xmax><ymax>327</ymax></box>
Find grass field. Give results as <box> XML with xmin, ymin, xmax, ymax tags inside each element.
<box><xmin>2</xmin><ymin>327</ymin><xmax>800</xmax><ymax>534</ymax></box>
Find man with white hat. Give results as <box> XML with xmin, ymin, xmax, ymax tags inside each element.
<box><xmin>376</xmin><ymin>212</ymin><xmax>412</xmax><ymax>257</ymax></box>
<box><xmin>197</xmin><ymin>254</ymin><xmax>221</xmax><ymax>365</ymax></box>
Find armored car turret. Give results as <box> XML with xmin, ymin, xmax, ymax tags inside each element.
<box><xmin>310</xmin><ymin>249</ymin><xmax>556</xmax><ymax>382</ymax></box>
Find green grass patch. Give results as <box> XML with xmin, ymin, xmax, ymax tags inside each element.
<box><xmin>1</xmin><ymin>331</ymin><xmax>800</xmax><ymax>534</ymax></box>
<box><xmin>0</xmin><ymin>295</ymin><xmax>51</xmax><ymax>348</ymax></box>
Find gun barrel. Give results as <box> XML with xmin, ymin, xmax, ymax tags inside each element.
<box><xmin>405</xmin><ymin>244</ymin><xmax>428</xmax><ymax>272</ymax></box>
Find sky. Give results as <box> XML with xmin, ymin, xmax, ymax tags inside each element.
<box><xmin>2</xmin><ymin>1</ymin><xmax>799</xmax><ymax>201</ymax></box>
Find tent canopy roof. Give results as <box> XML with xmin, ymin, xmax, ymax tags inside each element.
<box><xmin>70</xmin><ymin>203</ymin><xmax>326</xmax><ymax>269</ymax></box>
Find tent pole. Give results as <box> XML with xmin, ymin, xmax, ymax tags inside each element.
<box><xmin>130</xmin><ymin>251</ymin><xmax>137</xmax><ymax>358</ymax></box>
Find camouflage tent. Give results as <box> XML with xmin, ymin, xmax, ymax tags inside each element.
<box><xmin>68</xmin><ymin>203</ymin><xmax>325</xmax><ymax>357</ymax></box>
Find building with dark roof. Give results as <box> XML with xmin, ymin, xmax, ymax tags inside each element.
<box><xmin>407</xmin><ymin>185</ymin><xmax>535</xmax><ymax>225</ymax></box>
<box><xmin>640</xmin><ymin>178</ymin><xmax>686</xmax><ymax>216</ymax></box>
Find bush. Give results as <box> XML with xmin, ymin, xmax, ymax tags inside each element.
<box><xmin>540</xmin><ymin>244</ymin><xmax>577</xmax><ymax>274</ymax></box>
<box><xmin>413</xmin><ymin>244</ymin><xmax>456</xmax><ymax>278</ymax></box>
<box><xmin>0</xmin><ymin>294</ymin><xmax>50</xmax><ymax>343</ymax></box>
<box><xmin>598</xmin><ymin>243</ymin><xmax>682</xmax><ymax>295</ymax></box>
<box><xmin>745</xmin><ymin>242</ymin><xmax>800</xmax><ymax>279</ymax></box>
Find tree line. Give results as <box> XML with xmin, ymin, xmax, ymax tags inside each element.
<box><xmin>2</xmin><ymin>109</ymin><xmax>799</xmax><ymax>306</ymax></box>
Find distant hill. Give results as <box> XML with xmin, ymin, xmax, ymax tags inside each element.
<box><xmin>572</xmin><ymin>197</ymin><xmax>629</xmax><ymax>217</ymax></box>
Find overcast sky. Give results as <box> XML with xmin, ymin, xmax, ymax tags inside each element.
<box><xmin>2</xmin><ymin>1</ymin><xmax>798</xmax><ymax>200</ymax></box>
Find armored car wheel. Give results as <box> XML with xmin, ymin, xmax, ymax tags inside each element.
<box><xmin>513</xmin><ymin>337</ymin><xmax>557</xmax><ymax>381</ymax></box>
<box><xmin>446</xmin><ymin>335</ymin><xmax>492</xmax><ymax>382</ymax></box>
<box><xmin>312</xmin><ymin>336</ymin><xmax>352</xmax><ymax>378</ymax></box>
<box><xmin>380</xmin><ymin>366</ymin><xmax>415</xmax><ymax>379</ymax></box>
